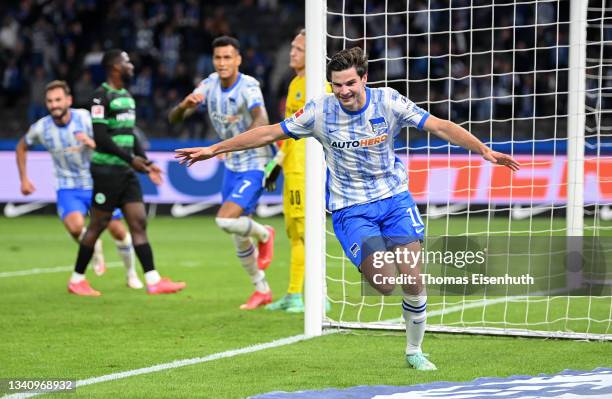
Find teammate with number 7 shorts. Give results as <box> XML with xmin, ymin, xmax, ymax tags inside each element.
<box><xmin>169</xmin><ymin>36</ymin><xmax>275</xmax><ymax>310</ymax></box>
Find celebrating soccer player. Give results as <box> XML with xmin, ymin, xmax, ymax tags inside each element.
<box><xmin>169</xmin><ymin>36</ymin><xmax>275</xmax><ymax>310</ymax></box>
<box><xmin>70</xmin><ymin>49</ymin><xmax>186</xmax><ymax>296</ymax></box>
<box><xmin>15</xmin><ymin>80</ymin><xmax>144</xmax><ymax>290</ymax></box>
<box><xmin>175</xmin><ymin>47</ymin><xmax>519</xmax><ymax>369</ymax></box>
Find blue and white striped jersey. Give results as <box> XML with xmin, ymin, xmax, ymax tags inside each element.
<box><xmin>280</xmin><ymin>87</ymin><xmax>429</xmax><ymax>211</ymax></box>
<box><xmin>24</xmin><ymin>108</ymin><xmax>94</xmax><ymax>190</ymax></box>
<box><xmin>193</xmin><ymin>72</ymin><xmax>272</xmax><ymax>172</ymax></box>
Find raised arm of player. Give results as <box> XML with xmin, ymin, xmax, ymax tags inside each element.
<box><xmin>423</xmin><ymin>115</ymin><xmax>520</xmax><ymax>171</ymax></box>
<box><xmin>168</xmin><ymin>93</ymin><xmax>204</xmax><ymax>124</ymax></box>
<box><xmin>15</xmin><ymin>137</ymin><xmax>36</xmax><ymax>195</ymax></box>
<box><xmin>175</xmin><ymin>123</ymin><xmax>288</xmax><ymax>167</ymax></box>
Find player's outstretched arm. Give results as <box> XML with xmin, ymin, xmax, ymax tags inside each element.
<box><xmin>423</xmin><ymin>115</ymin><xmax>520</xmax><ymax>171</ymax></box>
<box><xmin>175</xmin><ymin>123</ymin><xmax>288</xmax><ymax>167</ymax></box>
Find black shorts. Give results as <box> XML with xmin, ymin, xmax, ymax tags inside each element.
<box><xmin>91</xmin><ymin>164</ymin><xmax>143</xmax><ymax>212</ymax></box>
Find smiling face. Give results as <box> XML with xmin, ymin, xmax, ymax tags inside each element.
<box><xmin>45</xmin><ymin>87</ymin><xmax>72</xmax><ymax>121</ymax></box>
<box><xmin>213</xmin><ymin>45</ymin><xmax>241</xmax><ymax>82</ymax></box>
<box><xmin>330</xmin><ymin>67</ymin><xmax>368</xmax><ymax>111</ymax></box>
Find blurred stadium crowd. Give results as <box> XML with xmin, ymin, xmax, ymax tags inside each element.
<box><xmin>0</xmin><ymin>0</ymin><xmax>302</xmax><ymax>138</ymax></box>
<box><xmin>0</xmin><ymin>0</ymin><xmax>608</xmax><ymax>140</ymax></box>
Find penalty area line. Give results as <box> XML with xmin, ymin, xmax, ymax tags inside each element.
<box><xmin>2</xmin><ymin>332</ymin><xmax>338</xmax><ymax>399</ymax></box>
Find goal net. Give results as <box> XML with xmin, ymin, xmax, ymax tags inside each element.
<box><xmin>307</xmin><ymin>0</ymin><xmax>612</xmax><ymax>340</ymax></box>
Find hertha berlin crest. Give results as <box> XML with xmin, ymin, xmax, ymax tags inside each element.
<box><xmin>369</xmin><ymin>117</ymin><xmax>388</xmax><ymax>134</ymax></box>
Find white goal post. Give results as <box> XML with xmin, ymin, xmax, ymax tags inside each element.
<box><xmin>304</xmin><ymin>0</ymin><xmax>327</xmax><ymax>337</ymax></box>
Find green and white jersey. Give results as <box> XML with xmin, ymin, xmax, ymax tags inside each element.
<box><xmin>89</xmin><ymin>82</ymin><xmax>137</xmax><ymax>167</ymax></box>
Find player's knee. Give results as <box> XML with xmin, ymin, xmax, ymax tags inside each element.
<box><xmin>402</xmin><ymin>281</ymin><xmax>424</xmax><ymax>297</ymax></box>
<box><xmin>63</xmin><ymin>212</ymin><xmax>85</xmax><ymax>237</ymax></box>
<box><xmin>367</xmin><ymin>276</ymin><xmax>396</xmax><ymax>296</ymax></box>
<box><xmin>215</xmin><ymin>217</ymin><xmax>239</xmax><ymax>234</ymax></box>
<box><xmin>65</xmin><ymin>224</ymin><xmax>83</xmax><ymax>239</ymax></box>
<box><xmin>361</xmin><ymin>262</ymin><xmax>396</xmax><ymax>295</ymax></box>
<box><xmin>377</xmin><ymin>283</ymin><xmax>396</xmax><ymax>296</ymax></box>
<box><xmin>128</xmin><ymin>217</ymin><xmax>148</xmax><ymax>244</ymax></box>
<box><xmin>128</xmin><ymin>218</ymin><xmax>147</xmax><ymax>238</ymax></box>
<box><xmin>114</xmin><ymin>231</ymin><xmax>131</xmax><ymax>246</ymax></box>
<box><xmin>135</xmin><ymin>216</ymin><xmax>147</xmax><ymax>231</ymax></box>
<box><xmin>107</xmin><ymin>220</ymin><xmax>126</xmax><ymax>239</ymax></box>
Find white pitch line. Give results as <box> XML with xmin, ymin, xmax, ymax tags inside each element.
<box><xmin>2</xmin><ymin>332</ymin><xmax>338</xmax><ymax>399</ymax></box>
<box><xmin>0</xmin><ymin>262</ymin><xmax>122</xmax><ymax>278</ymax></box>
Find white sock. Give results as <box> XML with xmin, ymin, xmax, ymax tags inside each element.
<box><xmin>216</xmin><ymin>217</ymin><xmax>270</xmax><ymax>242</ymax></box>
<box><xmin>92</xmin><ymin>237</ymin><xmax>104</xmax><ymax>263</ymax></box>
<box><xmin>115</xmin><ymin>233</ymin><xmax>136</xmax><ymax>276</ymax></box>
<box><xmin>249</xmin><ymin>218</ymin><xmax>270</xmax><ymax>242</ymax></box>
<box><xmin>402</xmin><ymin>295</ymin><xmax>427</xmax><ymax>355</ymax></box>
<box><xmin>144</xmin><ymin>270</ymin><xmax>161</xmax><ymax>285</ymax></box>
<box><xmin>70</xmin><ymin>272</ymin><xmax>85</xmax><ymax>284</ymax></box>
<box><xmin>233</xmin><ymin>234</ymin><xmax>269</xmax><ymax>292</ymax></box>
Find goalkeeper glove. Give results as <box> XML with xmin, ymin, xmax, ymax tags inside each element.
<box><xmin>263</xmin><ymin>151</ymin><xmax>285</xmax><ymax>192</ymax></box>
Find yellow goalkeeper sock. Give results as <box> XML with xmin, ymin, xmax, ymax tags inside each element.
<box><xmin>287</xmin><ymin>237</ymin><xmax>305</xmax><ymax>294</ymax></box>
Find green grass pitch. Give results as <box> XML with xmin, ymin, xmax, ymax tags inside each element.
<box><xmin>0</xmin><ymin>215</ymin><xmax>610</xmax><ymax>398</ymax></box>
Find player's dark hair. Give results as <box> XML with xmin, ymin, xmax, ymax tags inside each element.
<box><xmin>45</xmin><ymin>80</ymin><xmax>71</xmax><ymax>95</ymax></box>
<box><xmin>326</xmin><ymin>47</ymin><xmax>368</xmax><ymax>81</ymax></box>
<box><xmin>212</xmin><ymin>36</ymin><xmax>241</xmax><ymax>52</ymax></box>
<box><xmin>102</xmin><ymin>49</ymin><xmax>124</xmax><ymax>72</ymax></box>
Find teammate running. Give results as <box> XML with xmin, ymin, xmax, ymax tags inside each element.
<box><xmin>169</xmin><ymin>36</ymin><xmax>274</xmax><ymax>310</ymax></box>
